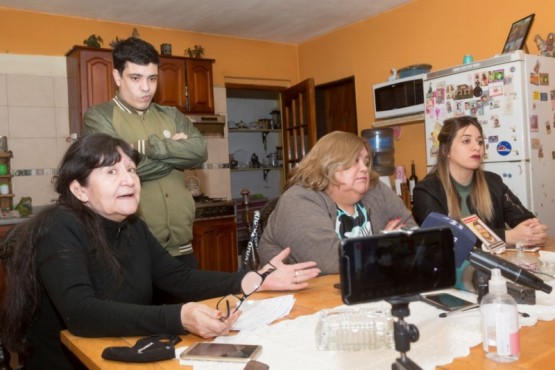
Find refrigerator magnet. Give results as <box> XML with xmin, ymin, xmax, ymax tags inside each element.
<box><xmin>490</xmin><ymin>115</ymin><xmax>500</xmax><ymax>127</ymax></box>
<box><xmin>488</xmin><ymin>135</ymin><xmax>499</xmax><ymax>143</ymax></box>
<box><xmin>534</xmin><ymin>60</ymin><xmax>541</xmax><ymax>74</ymax></box>
<box><xmin>530</xmin><ymin>73</ymin><xmax>540</xmax><ymax>85</ymax></box>
<box><xmin>496</xmin><ymin>141</ymin><xmax>512</xmax><ymax>156</ymax></box>
<box><xmin>481</xmin><ymin>72</ymin><xmax>489</xmax><ymax>86</ymax></box>
<box><xmin>489</xmin><ymin>83</ymin><xmax>503</xmax><ymax>97</ymax></box>
<box><xmin>473</xmin><ymin>84</ymin><xmax>483</xmax><ymax>97</ymax></box>
<box><xmin>530</xmin><ymin>115</ymin><xmax>539</xmax><ymax>132</ymax></box>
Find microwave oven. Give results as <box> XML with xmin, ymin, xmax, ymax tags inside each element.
<box><xmin>372</xmin><ymin>73</ymin><xmax>426</xmax><ymax>119</ymax></box>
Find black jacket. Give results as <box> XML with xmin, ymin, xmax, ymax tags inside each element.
<box><xmin>412</xmin><ymin>171</ymin><xmax>534</xmax><ymax>241</ymax></box>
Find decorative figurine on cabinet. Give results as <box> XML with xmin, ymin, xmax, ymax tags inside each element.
<box><xmin>250</xmin><ymin>153</ymin><xmax>260</xmax><ymax>168</ymax></box>
<box><xmin>535</xmin><ymin>33</ymin><xmax>555</xmax><ymax>57</ymax></box>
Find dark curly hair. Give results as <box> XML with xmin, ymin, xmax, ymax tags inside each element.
<box><xmin>113</xmin><ymin>37</ymin><xmax>160</xmax><ymax>74</ymax></box>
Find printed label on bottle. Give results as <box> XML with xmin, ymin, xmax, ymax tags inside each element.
<box><xmin>482</xmin><ymin>304</ymin><xmax>520</xmax><ymax>356</ymax></box>
<box><xmin>409</xmin><ymin>179</ymin><xmax>416</xmax><ymax>200</ymax></box>
<box><xmin>494</xmin><ymin>313</ymin><xmax>518</xmax><ymax>355</ymax></box>
<box><xmin>510</xmin><ymin>331</ymin><xmax>520</xmax><ymax>355</ymax></box>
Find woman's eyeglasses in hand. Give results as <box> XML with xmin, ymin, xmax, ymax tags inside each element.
<box><xmin>217</xmin><ymin>263</ymin><xmax>276</xmax><ymax>320</ymax></box>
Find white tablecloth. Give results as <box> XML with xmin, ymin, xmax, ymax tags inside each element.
<box><xmin>206</xmin><ymin>279</ymin><xmax>555</xmax><ymax>370</ymax></box>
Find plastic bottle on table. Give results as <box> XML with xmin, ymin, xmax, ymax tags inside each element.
<box><xmin>480</xmin><ymin>268</ymin><xmax>520</xmax><ymax>362</ymax></box>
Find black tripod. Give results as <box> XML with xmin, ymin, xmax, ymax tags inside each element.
<box><xmin>387</xmin><ymin>295</ymin><xmax>423</xmax><ymax>370</ymax></box>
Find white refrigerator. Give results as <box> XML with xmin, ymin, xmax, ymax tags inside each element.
<box><xmin>423</xmin><ymin>51</ymin><xmax>555</xmax><ymax>237</ymax></box>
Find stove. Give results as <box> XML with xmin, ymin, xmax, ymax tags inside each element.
<box><xmin>194</xmin><ymin>196</ymin><xmax>236</xmax><ymax>220</ymax></box>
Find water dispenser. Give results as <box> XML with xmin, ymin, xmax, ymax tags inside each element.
<box><xmin>362</xmin><ymin>128</ymin><xmax>395</xmax><ymax>175</ymax></box>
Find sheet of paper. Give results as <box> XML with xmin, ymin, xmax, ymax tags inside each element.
<box><xmin>232</xmin><ymin>294</ymin><xmax>296</xmax><ymax>331</ymax></box>
<box><xmin>175</xmin><ymin>296</ymin><xmax>294</xmax><ymax>368</ymax></box>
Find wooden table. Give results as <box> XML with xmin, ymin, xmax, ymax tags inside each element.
<box><xmin>61</xmin><ymin>275</ymin><xmax>340</xmax><ymax>369</ymax></box>
<box><xmin>62</xmin><ymin>243</ymin><xmax>555</xmax><ymax>370</ymax></box>
<box><xmin>438</xmin><ymin>239</ymin><xmax>555</xmax><ymax>370</ymax></box>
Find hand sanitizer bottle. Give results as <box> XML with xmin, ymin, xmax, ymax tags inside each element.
<box><xmin>480</xmin><ymin>268</ymin><xmax>520</xmax><ymax>362</ymax></box>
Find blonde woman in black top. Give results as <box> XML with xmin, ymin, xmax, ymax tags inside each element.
<box><xmin>413</xmin><ymin>116</ymin><xmax>547</xmax><ymax>246</ymax></box>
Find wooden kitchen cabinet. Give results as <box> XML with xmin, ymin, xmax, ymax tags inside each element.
<box><xmin>192</xmin><ymin>217</ymin><xmax>238</xmax><ymax>272</ymax></box>
<box><xmin>66</xmin><ymin>46</ymin><xmax>215</xmax><ymax>137</ymax></box>
<box><xmin>185</xmin><ymin>58</ymin><xmax>215</xmax><ymax>113</ymax></box>
<box><xmin>66</xmin><ymin>46</ymin><xmax>115</xmax><ymax>137</ymax></box>
<box><xmin>0</xmin><ymin>223</ymin><xmax>15</xmax><ymax>240</ymax></box>
<box><xmin>155</xmin><ymin>57</ymin><xmax>187</xmax><ymax>109</ymax></box>
<box><xmin>156</xmin><ymin>56</ymin><xmax>215</xmax><ymax>113</ymax></box>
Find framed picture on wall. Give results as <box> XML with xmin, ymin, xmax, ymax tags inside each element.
<box><xmin>502</xmin><ymin>13</ymin><xmax>535</xmax><ymax>54</ymax></box>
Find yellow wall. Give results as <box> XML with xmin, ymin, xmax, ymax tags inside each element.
<box><xmin>298</xmin><ymin>0</ymin><xmax>553</xmax><ymax>179</ymax></box>
<box><xmin>2</xmin><ymin>1</ymin><xmax>554</xmax><ymax>178</ymax></box>
<box><xmin>0</xmin><ymin>7</ymin><xmax>299</xmax><ymax>87</ymax></box>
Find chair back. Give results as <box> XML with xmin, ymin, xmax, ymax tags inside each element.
<box><xmin>259</xmin><ymin>197</ymin><xmax>280</xmax><ymax>233</ymax></box>
<box><xmin>0</xmin><ymin>260</ymin><xmax>6</xmax><ymax>306</ymax></box>
<box><xmin>240</xmin><ymin>197</ymin><xmax>280</xmax><ymax>271</ymax></box>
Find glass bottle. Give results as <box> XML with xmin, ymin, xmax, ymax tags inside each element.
<box><xmin>508</xmin><ymin>240</ymin><xmax>536</xmax><ymax>269</ymax></box>
<box><xmin>480</xmin><ymin>268</ymin><xmax>520</xmax><ymax>363</ymax></box>
<box><xmin>408</xmin><ymin>160</ymin><xmax>418</xmax><ymax>203</ymax></box>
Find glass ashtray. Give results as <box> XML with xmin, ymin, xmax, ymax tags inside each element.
<box><xmin>315</xmin><ymin>307</ymin><xmax>394</xmax><ymax>351</ymax></box>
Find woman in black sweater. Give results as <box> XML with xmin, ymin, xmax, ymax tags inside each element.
<box><xmin>0</xmin><ymin>133</ymin><xmax>320</xmax><ymax>369</ymax></box>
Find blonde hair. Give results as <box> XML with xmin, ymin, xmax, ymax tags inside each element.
<box><xmin>434</xmin><ymin>116</ymin><xmax>493</xmax><ymax>221</ymax></box>
<box><xmin>287</xmin><ymin>131</ymin><xmax>375</xmax><ymax>190</ymax></box>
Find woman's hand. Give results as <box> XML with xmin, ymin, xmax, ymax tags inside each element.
<box><xmin>259</xmin><ymin>247</ymin><xmax>321</xmax><ymax>291</ymax></box>
<box><xmin>383</xmin><ymin>214</ymin><xmax>412</xmax><ymax>231</ymax></box>
<box><xmin>506</xmin><ymin>218</ymin><xmax>548</xmax><ymax>246</ymax></box>
<box><xmin>180</xmin><ymin>302</ymin><xmax>240</xmax><ymax>338</ymax></box>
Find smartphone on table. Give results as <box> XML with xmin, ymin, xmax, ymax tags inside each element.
<box><xmin>180</xmin><ymin>342</ymin><xmax>262</xmax><ymax>363</ymax></box>
<box><xmin>420</xmin><ymin>292</ymin><xmax>475</xmax><ymax>311</ymax></box>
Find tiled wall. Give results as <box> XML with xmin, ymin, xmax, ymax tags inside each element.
<box><xmin>0</xmin><ymin>54</ymin><xmax>232</xmax><ymax>207</ymax></box>
<box><xmin>0</xmin><ymin>54</ymin><xmax>71</xmax><ymax>207</ymax></box>
<box><xmin>184</xmin><ymin>86</ymin><xmax>232</xmax><ymax>200</ymax></box>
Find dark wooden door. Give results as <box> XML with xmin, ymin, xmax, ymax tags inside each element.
<box><xmin>315</xmin><ymin>76</ymin><xmax>358</xmax><ymax>138</ymax></box>
<box><xmin>280</xmin><ymin>78</ymin><xmax>317</xmax><ymax>179</ymax></box>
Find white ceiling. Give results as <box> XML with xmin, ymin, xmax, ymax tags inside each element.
<box><xmin>0</xmin><ymin>0</ymin><xmax>412</xmax><ymax>44</ymax></box>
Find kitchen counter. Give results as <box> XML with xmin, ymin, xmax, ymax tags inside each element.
<box><xmin>0</xmin><ymin>219</ymin><xmax>20</xmax><ymax>239</ymax></box>
<box><xmin>0</xmin><ymin>217</ymin><xmax>27</xmax><ymax>226</ymax></box>
<box><xmin>0</xmin><ymin>205</ymin><xmax>47</xmax><ymax>236</ymax></box>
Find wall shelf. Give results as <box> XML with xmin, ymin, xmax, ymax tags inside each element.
<box><xmin>0</xmin><ymin>151</ymin><xmax>13</xmax><ymax>211</ymax></box>
<box><xmin>230</xmin><ymin>166</ymin><xmax>283</xmax><ymax>172</ymax></box>
<box><xmin>227</xmin><ymin>87</ymin><xmax>284</xmax><ymax>200</ymax></box>
<box><xmin>229</xmin><ymin>128</ymin><xmax>281</xmax><ymax>133</ymax></box>
<box><xmin>372</xmin><ymin>112</ymin><xmax>425</xmax><ymax>127</ymax></box>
